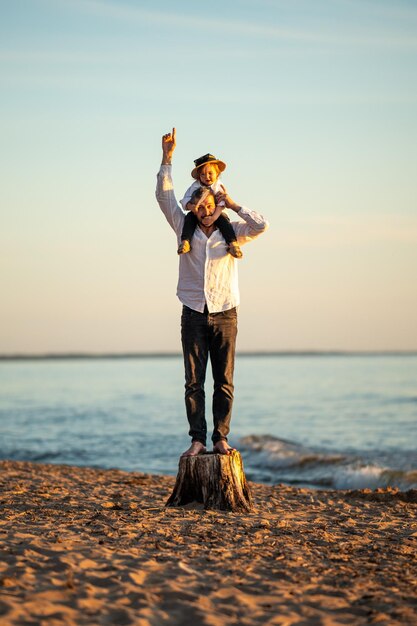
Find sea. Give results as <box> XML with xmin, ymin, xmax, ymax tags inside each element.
<box><xmin>0</xmin><ymin>354</ymin><xmax>416</xmax><ymax>491</ymax></box>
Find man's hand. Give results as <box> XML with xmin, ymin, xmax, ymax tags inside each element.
<box><xmin>162</xmin><ymin>127</ymin><xmax>176</xmax><ymax>165</ymax></box>
<box><xmin>215</xmin><ymin>188</ymin><xmax>241</xmax><ymax>212</ymax></box>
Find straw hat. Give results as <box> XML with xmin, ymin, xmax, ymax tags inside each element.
<box><xmin>191</xmin><ymin>153</ymin><xmax>226</xmax><ymax>179</ymax></box>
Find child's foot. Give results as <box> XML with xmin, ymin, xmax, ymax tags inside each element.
<box><xmin>228</xmin><ymin>241</ymin><xmax>243</xmax><ymax>258</ymax></box>
<box><xmin>177</xmin><ymin>240</ymin><xmax>191</xmax><ymax>255</ymax></box>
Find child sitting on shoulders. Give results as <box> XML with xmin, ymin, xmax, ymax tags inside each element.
<box><xmin>178</xmin><ymin>153</ymin><xmax>243</xmax><ymax>258</ymax></box>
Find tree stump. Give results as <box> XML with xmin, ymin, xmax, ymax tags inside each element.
<box><xmin>166</xmin><ymin>450</ymin><xmax>253</xmax><ymax>511</ymax></box>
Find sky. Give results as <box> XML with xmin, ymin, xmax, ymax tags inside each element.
<box><xmin>1</xmin><ymin>0</ymin><xmax>416</xmax><ymax>353</ymax></box>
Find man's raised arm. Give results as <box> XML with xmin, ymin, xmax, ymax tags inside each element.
<box><xmin>156</xmin><ymin>127</ymin><xmax>184</xmax><ymax>234</ymax></box>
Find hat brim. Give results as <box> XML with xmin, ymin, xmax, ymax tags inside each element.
<box><xmin>191</xmin><ymin>159</ymin><xmax>226</xmax><ymax>179</ymax></box>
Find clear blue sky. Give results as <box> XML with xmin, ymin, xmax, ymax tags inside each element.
<box><xmin>1</xmin><ymin>0</ymin><xmax>416</xmax><ymax>353</ymax></box>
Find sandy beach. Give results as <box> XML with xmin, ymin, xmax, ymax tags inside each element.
<box><xmin>0</xmin><ymin>460</ymin><xmax>416</xmax><ymax>625</ymax></box>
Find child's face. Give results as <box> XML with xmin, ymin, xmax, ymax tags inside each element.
<box><xmin>198</xmin><ymin>164</ymin><xmax>219</xmax><ymax>186</ymax></box>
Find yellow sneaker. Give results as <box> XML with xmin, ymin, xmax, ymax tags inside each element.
<box><xmin>177</xmin><ymin>240</ymin><xmax>191</xmax><ymax>255</ymax></box>
<box><xmin>228</xmin><ymin>241</ymin><xmax>243</xmax><ymax>258</ymax></box>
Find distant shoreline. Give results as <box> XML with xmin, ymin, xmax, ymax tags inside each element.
<box><xmin>1</xmin><ymin>350</ymin><xmax>417</xmax><ymax>361</ymax></box>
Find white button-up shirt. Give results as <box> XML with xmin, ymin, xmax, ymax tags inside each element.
<box><xmin>156</xmin><ymin>164</ymin><xmax>269</xmax><ymax>313</ymax></box>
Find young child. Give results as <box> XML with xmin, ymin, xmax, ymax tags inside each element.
<box><xmin>178</xmin><ymin>153</ymin><xmax>243</xmax><ymax>258</ymax></box>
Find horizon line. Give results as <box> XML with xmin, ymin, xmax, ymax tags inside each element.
<box><xmin>1</xmin><ymin>350</ymin><xmax>417</xmax><ymax>361</ymax></box>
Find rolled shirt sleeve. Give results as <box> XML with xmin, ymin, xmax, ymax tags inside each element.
<box><xmin>232</xmin><ymin>207</ymin><xmax>270</xmax><ymax>244</ymax></box>
<box><xmin>155</xmin><ymin>164</ymin><xmax>185</xmax><ymax>234</ymax></box>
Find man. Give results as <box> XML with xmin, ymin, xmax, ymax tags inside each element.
<box><xmin>156</xmin><ymin>128</ymin><xmax>269</xmax><ymax>457</ymax></box>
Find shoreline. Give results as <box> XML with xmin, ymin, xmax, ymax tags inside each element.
<box><xmin>1</xmin><ymin>460</ymin><xmax>416</xmax><ymax>625</ymax></box>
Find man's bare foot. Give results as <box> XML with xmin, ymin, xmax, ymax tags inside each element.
<box><xmin>181</xmin><ymin>441</ymin><xmax>206</xmax><ymax>457</ymax></box>
<box><xmin>213</xmin><ymin>441</ymin><xmax>235</xmax><ymax>455</ymax></box>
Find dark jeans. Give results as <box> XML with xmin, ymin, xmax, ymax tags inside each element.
<box><xmin>181</xmin><ymin>305</ymin><xmax>238</xmax><ymax>446</ymax></box>
<box><xmin>181</xmin><ymin>212</ymin><xmax>238</xmax><ymax>245</ymax></box>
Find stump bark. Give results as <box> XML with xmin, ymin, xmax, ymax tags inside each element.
<box><xmin>166</xmin><ymin>450</ymin><xmax>253</xmax><ymax>511</ymax></box>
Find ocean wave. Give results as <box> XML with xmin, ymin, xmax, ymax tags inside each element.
<box><xmin>238</xmin><ymin>434</ymin><xmax>417</xmax><ymax>490</ymax></box>
<box><xmin>331</xmin><ymin>465</ymin><xmax>417</xmax><ymax>490</ymax></box>
<box><xmin>239</xmin><ymin>434</ymin><xmax>346</xmax><ymax>466</ymax></box>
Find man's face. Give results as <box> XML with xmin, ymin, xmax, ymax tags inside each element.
<box><xmin>195</xmin><ymin>194</ymin><xmax>216</xmax><ymax>225</ymax></box>
<box><xmin>198</xmin><ymin>164</ymin><xmax>218</xmax><ymax>186</ymax></box>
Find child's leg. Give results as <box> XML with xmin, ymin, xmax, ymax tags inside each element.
<box><xmin>215</xmin><ymin>213</ymin><xmax>243</xmax><ymax>259</ymax></box>
<box><xmin>215</xmin><ymin>213</ymin><xmax>236</xmax><ymax>244</ymax></box>
<box><xmin>178</xmin><ymin>212</ymin><xmax>198</xmax><ymax>254</ymax></box>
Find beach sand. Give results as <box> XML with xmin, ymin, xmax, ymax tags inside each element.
<box><xmin>0</xmin><ymin>460</ymin><xmax>416</xmax><ymax>625</ymax></box>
